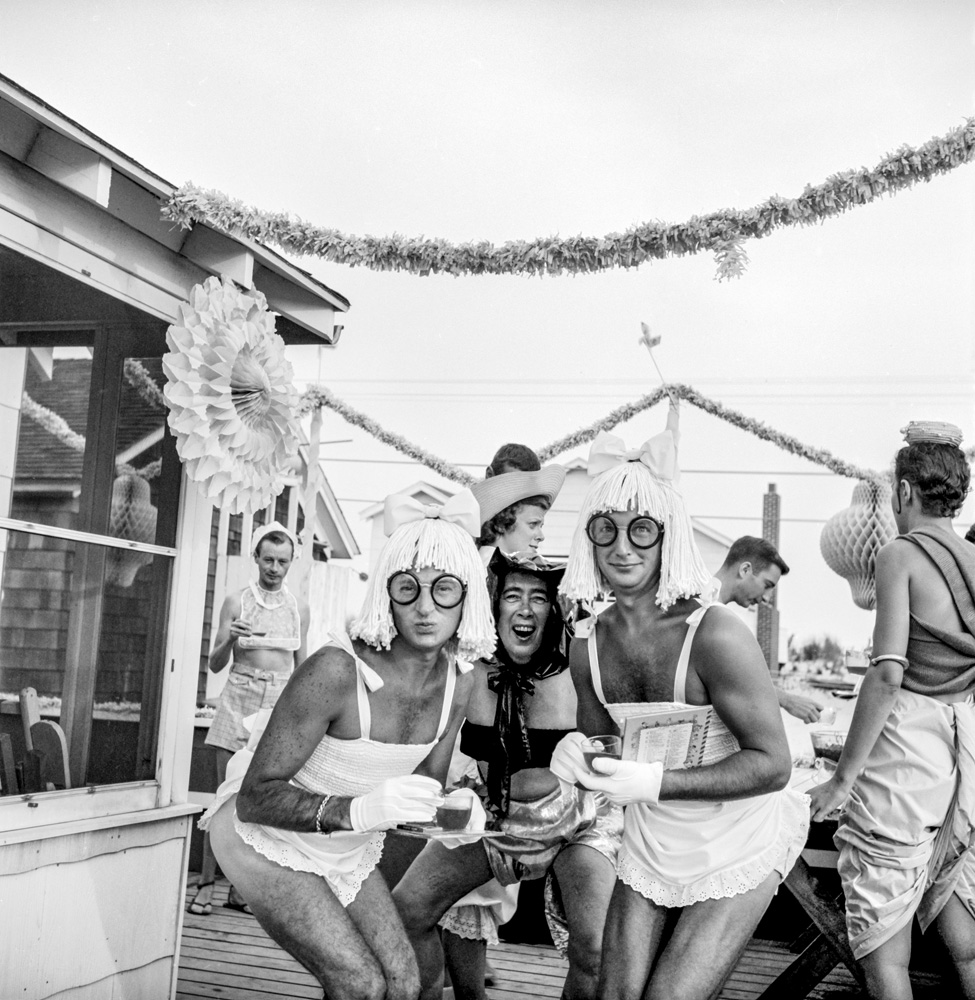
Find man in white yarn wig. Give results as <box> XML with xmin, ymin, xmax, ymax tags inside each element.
<box><xmin>202</xmin><ymin>490</ymin><xmax>495</xmax><ymax>1000</ymax></box>
<box><xmin>550</xmin><ymin>402</ymin><xmax>809</xmax><ymax>1000</ymax></box>
<box><xmin>350</xmin><ymin>495</ymin><xmax>496</xmax><ymax>663</ymax></box>
<box><xmin>560</xmin><ymin>402</ymin><xmax>713</xmax><ymax>610</ymax></box>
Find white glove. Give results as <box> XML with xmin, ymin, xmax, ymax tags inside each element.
<box><xmin>349</xmin><ymin>775</ymin><xmax>443</xmax><ymax>832</ymax></box>
<box><xmin>582</xmin><ymin>757</ymin><xmax>664</xmax><ymax>807</ymax></box>
<box><xmin>441</xmin><ymin>787</ymin><xmax>488</xmax><ymax>849</ymax></box>
<box><xmin>549</xmin><ymin>732</ymin><xmax>590</xmax><ymax>787</ymax></box>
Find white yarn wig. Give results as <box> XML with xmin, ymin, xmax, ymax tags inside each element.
<box><xmin>560</xmin><ymin>459</ymin><xmax>714</xmax><ymax>611</ymax></box>
<box><xmin>349</xmin><ymin>516</ymin><xmax>496</xmax><ymax>662</ymax></box>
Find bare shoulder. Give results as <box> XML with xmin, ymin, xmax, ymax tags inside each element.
<box><xmin>221</xmin><ymin>590</ymin><xmax>243</xmax><ymax>615</ymax></box>
<box><xmin>695</xmin><ymin>603</ymin><xmax>755</xmax><ymax>646</ymax></box>
<box><xmin>288</xmin><ymin>642</ymin><xmax>358</xmax><ymax>701</ymax></box>
<box><xmin>453</xmin><ymin>660</ymin><xmax>477</xmax><ymax>699</ymax></box>
<box><xmin>877</xmin><ymin>535</ymin><xmax>913</xmax><ymax>567</ymax></box>
<box><xmin>692</xmin><ymin>604</ymin><xmax>768</xmax><ymax>681</ymax></box>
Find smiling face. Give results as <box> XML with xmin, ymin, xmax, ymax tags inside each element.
<box><xmin>592</xmin><ymin>509</ymin><xmax>661</xmax><ymax>598</ymax></box>
<box><xmin>389</xmin><ymin>565</ymin><xmax>465</xmax><ymax>652</ymax></box>
<box><xmin>499</xmin><ymin>503</ymin><xmax>547</xmax><ymax>556</ymax></box>
<box><xmin>496</xmin><ymin>570</ymin><xmax>553</xmax><ymax>665</ymax></box>
<box><xmin>254</xmin><ymin>539</ymin><xmax>294</xmax><ymax>591</ymax></box>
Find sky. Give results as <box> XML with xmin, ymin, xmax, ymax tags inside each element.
<box><xmin>4</xmin><ymin>0</ymin><xmax>974</xmax><ymax>651</ymax></box>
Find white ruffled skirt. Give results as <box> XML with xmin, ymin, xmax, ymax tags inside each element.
<box><xmin>617</xmin><ymin>786</ymin><xmax>809</xmax><ymax>908</ymax></box>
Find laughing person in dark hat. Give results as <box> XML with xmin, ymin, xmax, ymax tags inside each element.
<box><xmin>428</xmin><ymin>449</ymin><xmax>568</xmax><ymax>997</ymax></box>
<box><xmin>395</xmin><ymin>533</ymin><xmax>623</xmax><ymax>1000</ymax></box>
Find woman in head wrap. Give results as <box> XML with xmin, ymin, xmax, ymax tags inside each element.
<box><xmin>200</xmin><ymin>491</ymin><xmax>494</xmax><ymax>1000</ymax></box>
<box><xmin>811</xmin><ymin>422</ymin><xmax>975</xmax><ymax>999</ymax></box>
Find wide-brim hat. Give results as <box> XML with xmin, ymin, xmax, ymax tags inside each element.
<box><xmin>470</xmin><ymin>465</ymin><xmax>566</xmax><ymax>525</ymax></box>
<box><xmin>487</xmin><ymin>547</ymin><xmax>566</xmax><ymax>587</ymax></box>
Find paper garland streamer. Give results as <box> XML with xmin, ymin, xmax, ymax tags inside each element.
<box><xmin>298</xmin><ymin>384</ymin><xmax>475</xmax><ymax>486</ymax></box>
<box><xmin>124</xmin><ymin>359</ymin><xmax>166</xmax><ymax>411</ymax></box>
<box><xmin>537</xmin><ymin>383</ymin><xmax>883</xmax><ymax>482</ymax></box>
<box><xmin>21</xmin><ymin>391</ymin><xmax>163</xmax><ymax>482</ymax></box>
<box><xmin>162</xmin><ymin>119</ymin><xmax>975</xmax><ymax>279</ymax></box>
<box><xmin>299</xmin><ymin>381</ymin><xmax>957</xmax><ymax>487</ymax></box>
<box><xmin>163</xmin><ymin>275</ymin><xmax>300</xmax><ymax>515</ymax></box>
<box><xmin>20</xmin><ymin>392</ymin><xmax>86</xmax><ymax>453</ymax></box>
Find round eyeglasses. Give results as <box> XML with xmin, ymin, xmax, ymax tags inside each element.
<box><xmin>585</xmin><ymin>514</ymin><xmax>664</xmax><ymax>550</ymax></box>
<box><xmin>387</xmin><ymin>571</ymin><xmax>467</xmax><ymax>609</ymax></box>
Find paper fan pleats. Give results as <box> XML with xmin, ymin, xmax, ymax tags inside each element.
<box><xmin>163</xmin><ymin>276</ymin><xmax>299</xmax><ymax>514</ymax></box>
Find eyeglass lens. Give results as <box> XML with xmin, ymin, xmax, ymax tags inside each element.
<box><xmin>586</xmin><ymin>515</ymin><xmax>663</xmax><ymax>549</ymax></box>
<box><xmin>388</xmin><ymin>572</ymin><xmax>466</xmax><ymax>608</ymax></box>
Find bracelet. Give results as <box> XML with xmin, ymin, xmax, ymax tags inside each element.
<box><xmin>869</xmin><ymin>654</ymin><xmax>909</xmax><ymax>668</ymax></box>
<box><xmin>314</xmin><ymin>794</ymin><xmax>332</xmax><ymax>833</ymax></box>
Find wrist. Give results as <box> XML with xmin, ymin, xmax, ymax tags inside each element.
<box><xmin>317</xmin><ymin>795</ymin><xmax>352</xmax><ymax>833</ymax></box>
<box><xmin>831</xmin><ymin>768</ymin><xmax>857</xmax><ymax>791</ymax></box>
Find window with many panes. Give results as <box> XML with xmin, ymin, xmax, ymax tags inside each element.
<box><xmin>0</xmin><ymin>321</ymin><xmax>180</xmax><ymax>793</ymax></box>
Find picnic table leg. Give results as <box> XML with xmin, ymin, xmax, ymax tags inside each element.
<box><xmin>782</xmin><ymin>857</ymin><xmax>864</xmax><ymax>984</ymax></box>
<box><xmin>759</xmin><ymin>935</ymin><xmax>842</xmax><ymax>1000</ymax></box>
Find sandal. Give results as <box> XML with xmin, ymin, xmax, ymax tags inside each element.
<box><xmin>188</xmin><ymin>880</ymin><xmax>214</xmax><ymax>916</ymax></box>
<box><xmin>223</xmin><ymin>885</ymin><xmax>252</xmax><ymax>915</ymax></box>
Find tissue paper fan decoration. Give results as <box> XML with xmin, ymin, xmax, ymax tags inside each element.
<box><xmin>105</xmin><ymin>473</ymin><xmax>158</xmax><ymax>587</ymax></box>
<box><xmin>820</xmin><ymin>479</ymin><xmax>897</xmax><ymax>610</ymax></box>
<box><xmin>162</xmin><ymin>276</ymin><xmax>299</xmax><ymax>514</ymax></box>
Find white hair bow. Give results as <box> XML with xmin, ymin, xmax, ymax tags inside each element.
<box><xmin>587</xmin><ymin>427</ymin><xmax>679</xmax><ymax>482</ymax></box>
<box><xmin>383</xmin><ymin>489</ymin><xmax>482</xmax><ymax>538</ymax></box>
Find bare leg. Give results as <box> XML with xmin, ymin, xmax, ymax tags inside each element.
<box><xmin>552</xmin><ymin>844</ymin><xmax>617</xmax><ymax>1000</ymax></box>
<box><xmin>209</xmin><ymin>796</ymin><xmax>417</xmax><ymax>1000</ymax></box>
<box><xmin>393</xmin><ymin>840</ymin><xmax>495</xmax><ymax>1000</ymax></box>
<box><xmin>856</xmin><ymin>921</ymin><xmax>913</xmax><ymax>1000</ymax></box>
<box><xmin>936</xmin><ymin>893</ymin><xmax>975</xmax><ymax>999</ymax></box>
<box><xmin>190</xmin><ymin>747</ymin><xmax>233</xmax><ymax>914</ymax></box>
<box><xmin>442</xmin><ymin>930</ymin><xmax>488</xmax><ymax>1000</ymax></box>
<box><xmin>599</xmin><ymin>870</ymin><xmax>781</xmax><ymax>1000</ymax></box>
<box><xmin>645</xmin><ymin>871</ymin><xmax>782</xmax><ymax>1000</ymax></box>
<box><xmin>598</xmin><ymin>880</ymin><xmax>672</xmax><ymax>1000</ymax></box>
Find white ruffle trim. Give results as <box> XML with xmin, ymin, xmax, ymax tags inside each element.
<box><xmin>233</xmin><ymin>812</ymin><xmax>385</xmax><ymax>908</ymax></box>
<box><xmin>618</xmin><ymin>790</ymin><xmax>809</xmax><ymax>908</ymax></box>
<box><xmin>438</xmin><ymin>904</ymin><xmax>501</xmax><ymax>945</ymax></box>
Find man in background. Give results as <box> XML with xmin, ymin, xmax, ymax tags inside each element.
<box><xmin>188</xmin><ymin>521</ymin><xmax>309</xmax><ymax>915</ymax></box>
<box><xmin>714</xmin><ymin>536</ymin><xmax>822</xmax><ymax>722</ymax></box>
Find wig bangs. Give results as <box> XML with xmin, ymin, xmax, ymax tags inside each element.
<box><xmin>349</xmin><ymin>517</ymin><xmax>496</xmax><ymax>662</ymax></box>
<box><xmin>560</xmin><ymin>462</ymin><xmax>713</xmax><ymax>610</ymax></box>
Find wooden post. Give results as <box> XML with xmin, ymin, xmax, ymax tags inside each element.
<box><xmin>757</xmin><ymin>483</ymin><xmax>781</xmax><ymax>672</ymax></box>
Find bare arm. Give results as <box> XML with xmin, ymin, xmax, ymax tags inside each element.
<box><xmin>660</xmin><ymin>610</ymin><xmax>792</xmax><ymax>802</ymax></box>
<box><xmin>776</xmin><ymin>689</ymin><xmax>823</xmax><ymax>723</ymax></box>
<box><xmin>236</xmin><ymin>646</ymin><xmax>354</xmax><ymax>833</ymax></box>
<box><xmin>294</xmin><ymin>599</ymin><xmax>311</xmax><ymax>669</ymax></box>
<box><xmin>809</xmin><ymin>541</ymin><xmax>908</xmax><ymax>821</ymax></box>
<box><xmin>208</xmin><ymin>593</ymin><xmax>246</xmax><ymax>673</ymax></box>
<box><xmin>569</xmin><ymin>636</ymin><xmax>618</xmax><ymax>737</ymax></box>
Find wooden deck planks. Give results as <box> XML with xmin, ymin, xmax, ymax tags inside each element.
<box><xmin>176</xmin><ymin>881</ymin><xmax>861</xmax><ymax>1000</ymax></box>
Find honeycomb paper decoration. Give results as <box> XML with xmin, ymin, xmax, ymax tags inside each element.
<box><xmin>106</xmin><ymin>473</ymin><xmax>158</xmax><ymax>587</ymax></box>
<box><xmin>820</xmin><ymin>479</ymin><xmax>897</xmax><ymax>610</ymax></box>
